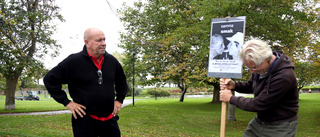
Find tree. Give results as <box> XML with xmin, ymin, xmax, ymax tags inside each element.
<box><xmin>226</xmin><ymin>91</ymin><xmax>236</xmax><ymax>121</ymax></box>
<box><xmin>112</xmin><ymin>51</ymin><xmax>125</xmax><ymax>63</ymax></box>
<box><xmin>295</xmin><ymin>61</ymin><xmax>320</xmax><ymax>91</ymax></box>
<box><xmin>0</xmin><ymin>73</ymin><xmax>21</xmax><ymax>93</ymax></box>
<box><xmin>118</xmin><ymin>0</ymin><xmax>320</xmax><ymax>103</ymax></box>
<box><xmin>191</xmin><ymin>0</ymin><xmax>320</xmax><ymax>97</ymax></box>
<box><xmin>304</xmin><ymin>40</ymin><xmax>320</xmax><ymax>84</ymax></box>
<box><xmin>119</xmin><ymin>0</ymin><xmax>206</xmax><ymax>102</ymax></box>
<box><xmin>0</xmin><ymin>73</ymin><xmax>5</xmax><ymax>92</ymax></box>
<box><xmin>0</xmin><ymin>0</ymin><xmax>64</xmax><ymax>110</ymax></box>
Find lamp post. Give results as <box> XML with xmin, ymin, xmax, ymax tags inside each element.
<box><xmin>132</xmin><ymin>47</ymin><xmax>135</xmax><ymax>106</ymax></box>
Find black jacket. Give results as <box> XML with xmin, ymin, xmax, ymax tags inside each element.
<box><xmin>230</xmin><ymin>51</ymin><xmax>299</xmax><ymax>122</ymax></box>
<box><xmin>44</xmin><ymin>45</ymin><xmax>128</xmax><ymax>117</ymax></box>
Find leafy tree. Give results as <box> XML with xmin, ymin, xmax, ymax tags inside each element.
<box><xmin>0</xmin><ymin>73</ymin><xmax>5</xmax><ymax>91</ymax></box>
<box><xmin>0</xmin><ymin>0</ymin><xmax>64</xmax><ymax>110</ymax></box>
<box><xmin>295</xmin><ymin>61</ymin><xmax>320</xmax><ymax>91</ymax></box>
<box><xmin>112</xmin><ymin>51</ymin><xmax>125</xmax><ymax>64</ymax></box>
<box><xmin>0</xmin><ymin>73</ymin><xmax>21</xmax><ymax>92</ymax></box>
<box><xmin>19</xmin><ymin>75</ymin><xmax>38</xmax><ymax>89</ymax></box>
<box><xmin>119</xmin><ymin>0</ymin><xmax>204</xmax><ymax>102</ymax></box>
<box><xmin>191</xmin><ymin>0</ymin><xmax>320</xmax><ymax>98</ymax></box>
<box><xmin>306</xmin><ymin>42</ymin><xmax>320</xmax><ymax>84</ymax></box>
<box><xmin>118</xmin><ymin>0</ymin><xmax>320</xmax><ymax>102</ymax></box>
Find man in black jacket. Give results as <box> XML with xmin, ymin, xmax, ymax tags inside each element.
<box><xmin>220</xmin><ymin>39</ymin><xmax>299</xmax><ymax>137</ymax></box>
<box><xmin>44</xmin><ymin>27</ymin><xmax>128</xmax><ymax>137</ymax></box>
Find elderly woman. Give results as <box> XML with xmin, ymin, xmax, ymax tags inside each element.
<box><xmin>220</xmin><ymin>39</ymin><xmax>299</xmax><ymax>137</ymax></box>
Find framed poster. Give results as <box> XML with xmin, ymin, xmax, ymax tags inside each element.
<box><xmin>208</xmin><ymin>16</ymin><xmax>246</xmax><ymax>79</ymax></box>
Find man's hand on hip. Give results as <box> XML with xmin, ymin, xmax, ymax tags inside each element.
<box><xmin>66</xmin><ymin>101</ymin><xmax>86</xmax><ymax>119</ymax></box>
<box><xmin>113</xmin><ymin>100</ymin><xmax>122</xmax><ymax>116</ymax></box>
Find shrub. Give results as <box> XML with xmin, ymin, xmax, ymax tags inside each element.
<box><xmin>302</xmin><ymin>87</ymin><xmax>319</xmax><ymax>91</ymax></box>
<box><xmin>168</xmin><ymin>89</ymin><xmax>181</xmax><ymax>94</ymax></box>
<box><xmin>147</xmin><ymin>89</ymin><xmax>170</xmax><ymax>97</ymax></box>
<box><xmin>135</xmin><ymin>88</ymin><xmax>143</xmax><ymax>95</ymax></box>
<box><xmin>126</xmin><ymin>84</ymin><xmax>142</xmax><ymax>96</ymax></box>
<box><xmin>207</xmin><ymin>88</ymin><xmax>214</xmax><ymax>93</ymax></box>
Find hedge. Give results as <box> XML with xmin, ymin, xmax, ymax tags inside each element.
<box><xmin>147</xmin><ymin>89</ymin><xmax>170</xmax><ymax>97</ymax></box>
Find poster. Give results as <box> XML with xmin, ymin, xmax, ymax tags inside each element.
<box><xmin>208</xmin><ymin>16</ymin><xmax>246</xmax><ymax>79</ymax></box>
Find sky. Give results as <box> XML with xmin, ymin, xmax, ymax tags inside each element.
<box><xmin>44</xmin><ymin>0</ymin><xmax>136</xmax><ymax>69</ymax></box>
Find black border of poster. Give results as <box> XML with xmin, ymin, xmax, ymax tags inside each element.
<box><xmin>208</xmin><ymin>16</ymin><xmax>246</xmax><ymax>79</ymax></box>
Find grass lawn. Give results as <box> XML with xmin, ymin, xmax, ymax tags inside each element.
<box><xmin>0</xmin><ymin>95</ymin><xmax>67</xmax><ymax>113</ymax></box>
<box><xmin>119</xmin><ymin>98</ymin><xmax>254</xmax><ymax>137</ymax></box>
<box><xmin>0</xmin><ymin>93</ymin><xmax>319</xmax><ymax>136</ymax></box>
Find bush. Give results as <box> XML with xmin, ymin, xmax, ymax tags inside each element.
<box><xmin>168</xmin><ymin>89</ymin><xmax>181</xmax><ymax>94</ymax></box>
<box><xmin>207</xmin><ymin>88</ymin><xmax>214</xmax><ymax>92</ymax></box>
<box><xmin>147</xmin><ymin>89</ymin><xmax>170</xmax><ymax>97</ymax></box>
<box><xmin>126</xmin><ymin>84</ymin><xmax>142</xmax><ymax>96</ymax></box>
<box><xmin>302</xmin><ymin>86</ymin><xmax>319</xmax><ymax>91</ymax></box>
<box><xmin>135</xmin><ymin>88</ymin><xmax>143</xmax><ymax>95</ymax></box>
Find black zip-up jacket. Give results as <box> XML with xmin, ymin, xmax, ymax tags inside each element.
<box><xmin>44</xmin><ymin>45</ymin><xmax>128</xmax><ymax>117</ymax></box>
<box><xmin>230</xmin><ymin>50</ymin><xmax>299</xmax><ymax>123</ymax></box>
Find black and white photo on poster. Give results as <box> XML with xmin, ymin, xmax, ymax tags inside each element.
<box><xmin>208</xmin><ymin>16</ymin><xmax>246</xmax><ymax>79</ymax></box>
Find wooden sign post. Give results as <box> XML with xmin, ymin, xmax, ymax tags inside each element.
<box><xmin>207</xmin><ymin>17</ymin><xmax>246</xmax><ymax>137</ymax></box>
<box><xmin>220</xmin><ymin>101</ymin><xmax>227</xmax><ymax>137</ymax></box>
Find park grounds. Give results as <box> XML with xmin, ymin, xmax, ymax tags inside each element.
<box><xmin>0</xmin><ymin>88</ymin><xmax>319</xmax><ymax>136</ymax></box>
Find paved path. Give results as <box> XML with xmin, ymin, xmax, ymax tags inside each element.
<box><xmin>0</xmin><ymin>99</ymin><xmax>136</xmax><ymax>116</ymax></box>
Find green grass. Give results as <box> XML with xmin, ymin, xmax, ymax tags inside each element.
<box><xmin>0</xmin><ymin>94</ymin><xmax>319</xmax><ymax>136</ymax></box>
<box><xmin>0</xmin><ymin>95</ymin><xmax>67</xmax><ymax>113</ymax></box>
<box><xmin>119</xmin><ymin>98</ymin><xmax>254</xmax><ymax>137</ymax></box>
<box><xmin>0</xmin><ymin>95</ymin><xmax>5</xmax><ymax>100</ymax></box>
<box><xmin>0</xmin><ymin>114</ymin><xmax>72</xmax><ymax>136</ymax></box>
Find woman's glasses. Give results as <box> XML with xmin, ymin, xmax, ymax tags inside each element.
<box><xmin>245</xmin><ymin>62</ymin><xmax>263</xmax><ymax>71</ymax></box>
<box><xmin>245</xmin><ymin>66</ymin><xmax>258</xmax><ymax>71</ymax></box>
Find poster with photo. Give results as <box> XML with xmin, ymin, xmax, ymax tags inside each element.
<box><xmin>208</xmin><ymin>16</ymin><xmax>246</xmax><ymax>79</ymax></box>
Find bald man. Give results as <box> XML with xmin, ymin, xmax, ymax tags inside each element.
<box><xmin>44</xmin><ymin>28</ymin><xmax>128</xmax><ymax>137</ymax></box>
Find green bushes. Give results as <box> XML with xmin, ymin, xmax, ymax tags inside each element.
<box><xmin>302</xmin><ymin>86</ymin><xmax>320</xmax><ymax>91</ymax></box>
<box><xmin>167</xmin><ymin>89</ymin><xmax>181</xmax><ymax>95</ymax></box>
<box><xmin>147</xmin><ymin>89</ymin><xmax>170</xmax><ymax>97</ymax></box>
<box><xmin>144</xmin><ymin>87</ymin><xmax>214</xmax><ymax>97</ymax></box>
<box><xmin>206</xmin><ymin>88</ymin><xmax>214</xmax><ymax>93</ymax></box>
<box><xmin>126</xmin><ymin>84</ymin><xmax>142</xmax><ymax>96</ymax></box>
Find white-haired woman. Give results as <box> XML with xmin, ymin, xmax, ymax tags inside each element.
<box><xmin>220</xmin><ymin>39</ymin><xmax>299</xmax><ymax>137</ymax></box>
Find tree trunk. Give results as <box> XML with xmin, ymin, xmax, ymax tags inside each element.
<box><xmin>211</xmin><ymin>84</ymin><xmax>220</xmax><ymax>103</ymax></box>
<box><xmin>45</xmin><ymin>90</ymin><xmax>48</xmax><ymax>98</ymax></box>
<box><xmin>5</xmin><ymin>76</ymin><xmax>19</xmax><ymax>110</ymax></box>
<box><xmin>177</xmin><ymin>79</ymin><xmax>187</xmax><ymax>102</ymax></box>
<box><xmin>298</xmin><ymin>87</ymin><xmax>303</xmax><ymax>93</ymax></box>
<box><xmin>227</xmin><ymin>90</ymin><xmax>236</xmax><ymax>121</ymax></box>
<box><xmin>179</xmin><ymin>88</ymin><xmax>187</xmax><ymax>102</ymax></box>
<box><xmin>227</xmin><ymin>104</ymin><xmax>236</xmax><ymax>121</ymax></box>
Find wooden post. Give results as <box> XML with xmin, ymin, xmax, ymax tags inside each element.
<box><xmin>220</xmin><ymin>78</ymin><xmax>227</xmax><ymax>137</ymax></box>
<box><xmin>220</xmin><ymin>102</ymin><xmax>227</xmax><ymax>137</ymax></box>
<box><xmin>208</xmin><ymin>16</ymin><xmax>246</xmax><ymax>137</ymax></box>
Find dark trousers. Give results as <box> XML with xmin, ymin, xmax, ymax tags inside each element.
<box><xmin>243</xmin><ymin>117</ymin><xmax>298</xmax><ymax>137</ymax></box>
<box><xmin>72</xmin><ymin>115</ymin><xmax>121</xmax><ymax>137</ymax></box>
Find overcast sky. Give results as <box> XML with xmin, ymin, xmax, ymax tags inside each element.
<box><xmin>44</xmin><ymin>0</ymin><xmax>136</xmax><ymax>69</ymax></box>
